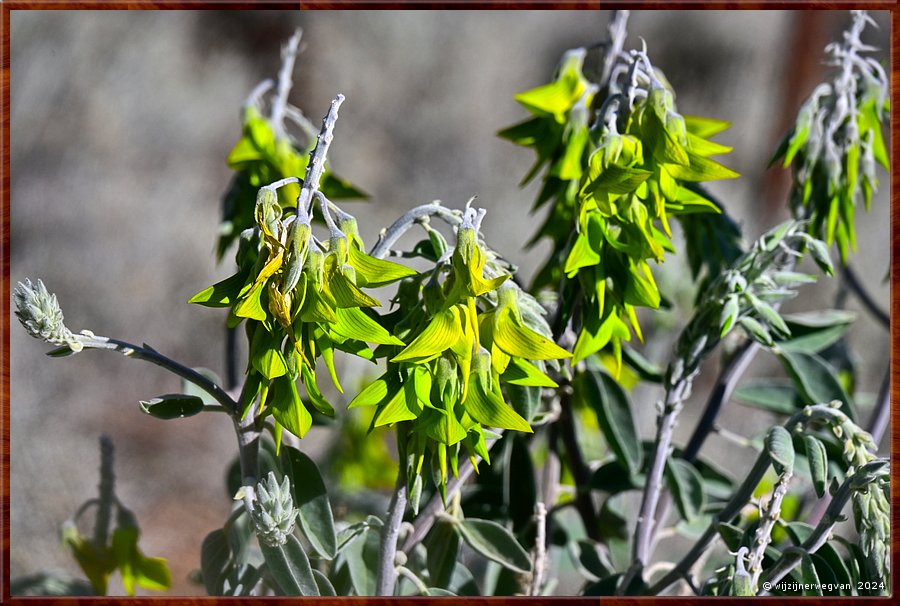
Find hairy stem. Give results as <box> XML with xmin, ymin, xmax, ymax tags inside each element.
<box><xmin>599</xmin><ymin>10</ymin><xmax>630</xmax><ymax>89</ymax></box>
<box><xmin>270</xmin><ymin>28</ymin><xmax>303</xmax><ymax>140</ymax></box>
<box><xmin>648</xmin><ymin>405</ymin><xmax>839</xmax><ymax>594</ymax></box>
<box><xmin>400</xmin><ymin>432</ymin><xmax>502</xmax><ymax>554</ymax></box>
<box><xmin>650</xmin><ymin>341</ymin><xmax>759</xmax><ymax>547</ymax></box>
<box><xmin>376</xmin><ymin>466</ymin><xmax>408</xmax><ymax>596</ymax></box>
<box><xmin>759</xmin><ymin>462</ymin><xmax>886</xmax><ymax>594</ymax></box>
<box><xmin>76</xmin><ymin>335</ymin><xmax>238</xmax><ymax>413</ymax></box>
<box><xmin>370</xmin><ymin>202</ymin><xmax>462</xmax><ymax>259</ymax></box>
<box><xmin>298</xmin><ymin>94</ymin><xmax>345</xmax><ymax>213</ymax></box>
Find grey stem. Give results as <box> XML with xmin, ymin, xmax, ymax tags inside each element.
<box><xmin>599</xmin><ymin>10</ymin><xmax>630</xmax><ymax>89</ymax></box>
<box><xmin>298</xmin><ymin>94</ymin><xmax>345</xmax><ymax>214</ymax></box>
<box><xmin>651</xmin><ymin>341</ymin><xmax>760</xmax><ymax>547</ymax></box>
<box><xmin>867</xmin><ymin>366</ymin><xmax>890</xmax><ymax>447</ymax></box>
<box><xmin>400</xmin><ymin>432</ymin><xmax>502</xmax><ymax>554</ymax></box>
<box><xmin>375</xmin><ymin>468</ymin><xmax>408</xmax><ymax>596</ymax></box>
<box><xmin>78</xmin><ymin>335</ymin><xmax>238</xmax><ymax>413</ymax></box>
<box><xmin>93</xmin><ymin>435</ymin><xmax>115</xmax><ymax>547</ymax></box>
<box><xmin>759</xmin><ymin>464</ymin><xmax>881</xmax><ymax>593</ymax></box>
<box><xmin>530</xmin><ymin>502</ymin><xmax>548</xmax><ymax>596</ymax></box>
<box><xmin>627</xmin><ymin>379</ymin><xmax>689</xmax><ymax>589</ymax></box>
<box><xmin>270</xmin><ymin>28</ymin><xmax>303</xmax><ymax>140</ymax></box>
<box><xmin>807</xmin><ymin>364</ymin><xmax>890</xmax><ymax>526</ymax></box>
<box><xmin>648</xmin><ymin>405</ymin><xmax>834</xmax><ymax>595</ymax></box>
<box><xmin>370</xmin><ymin>202</ymin><xmax>462</xmax><ymax>259</ymax></box>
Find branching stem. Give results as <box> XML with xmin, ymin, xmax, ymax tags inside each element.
<box><xmin>370</xmin><ymin>202</ymin><xmax>462</xmax><ymax>259</ymax></box>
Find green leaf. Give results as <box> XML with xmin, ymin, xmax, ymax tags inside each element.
<box><xmin>733</xmin><ymin>381</ymin><xmax>804</xmax><ymax>415</ymax></box>
<box><xmin>803</xmin><ymin>435</ymin><xmax>828</xmax><ymax>498</ymax></box>
<box><xmin>189</xmin><ymin>272</ymin><xmax>248</xmax><ymax>307</ymax></box>
<box><xmin>665</xmin><ymin>150</ymin><xmax>740</xmax><ymax>182</ymax></box>
<box><xmin>259</xmin><ymin>534</ymin><xmax>319</xmax><ymax>596</ymax></box>
<box><xmin>717</xmin><ymin>522</ymin><xmax>745</xmax><ymax>552</ymax></box>
<box><xmin>250</xmin><ymin>328</ymin><xmax>287</xmax><ymax>380</ymax></box>
<box><xmin>343</xmin><ymin>524</ymin><xmax>380</xmax><ymax>596</ymax></box>
<box><xmin>576</xmin><ymin>371</ymin><xmax>642</xmax><ymax>476</ymax></box>
<box><xmin>200</xmin><ymin>529</ymin><xmax>232</xmax><ymax>595</ymax></box>
<box><xmin>766</xmin><ymin>426</ymin><xmax>795</xmax><ymax>474</ymax></box>
<box><xmin>570</xmin><ymin>539</ymin><xmax>613</xmax><ymax>581</ymax></box>
<box><xmin>139</xmin><ymin>394</ymin><xmax>204</xmax><ymax>420</ymax></box>
<box><xmin>665</xmin><ymin>458</ymin><xmax>706</xmax><ymax>522</ymax></box>
<box><xmin>500</xmin><ymin>356</ymin><xmax>558</xmax><ymax>387</ymax></box>
<box><xmin>269</xmin><ymin>376</ymin><xmax>313</xmax><ymax>440</ymax></box>
<box><xmin>684</xmin><ymin>115</ymin><xmax>731</xmax><ymax>138</ymax></box>
<box><xmin>347</xmin><ymin>246</ymin><xmax>417</xmax><ymax>287</ymax></box>
<box><xmin>392</xmin><ymin>309</ymin><xmax>461</xmax><ymax>362</ymax></box>
<box><xmin>456</xmin><ymin>518</ymin><xmax>532</xmax><ymax>574</ymax></box>
<box><xmin>327</xmin><ymin>271</ymin><xmax>380</xmax><ymax>308</ymax></box>
<box><xmin>778</xmin><ymin>351</ymin><xmax>855</xmax><ymax>420</ymax></box>
<box><xmin>332</xmin><ymin>306</ymin><xmax>404</xmax><ymax>346</ymax></box>
<box><xmin>348</xmin><ymin>372</ymin><xmax>400</xmax><ymax>409</ymax></box>
<box><xmin>312</xmin><ymin>570</ymin><xmax>337</xmax><ymax>596</ymax></box>
<box><xmin>464</xmin><ymin>376</ymin><xmax>532</xmax><ymax>433</ymax></box>
<box><xmin>492</xmin><ymin>305</ymin><xmax>571</xmax><ymax>360</ymax></box>
<box><xmin>425</xmin><ymin>519</ymin><xmax>459</xmax><ymax>588</ymax></box>
<box><xmin>111</xmin><ymin>526</ymin><xmax>171</xmax><ymax>595</ymax></box>
<box><xmin>234</xmin><ymin>280</ymin><xmax>268</xmax><ymax>321</ymax></box>
<box><xmin>280</xmin><ymin>446</ymin><xmax>337</xmax><ymax>559</ymax></box>
<box><xmin>776</xmin><ymin>310</ymin><xmax>855</xmax><ymax>354</ymax></box>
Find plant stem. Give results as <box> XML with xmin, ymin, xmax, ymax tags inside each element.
<box><xmin>650</xmin><ymin>341</ymin><xmax>759</xmax><ymax>547</ymax></box>
<box><xmin>297</xmin><ymin>94</ymin><xmax>344</xmax><ymax>214</ymax></box>
<box><xmin>400</xmin><ymin>431</ymin><xmax>502</xmax><ymax>554</ymax></box>
<box><xmin>759</xmin><ymin>461</ymin><xmax>887</xmax><ymax>593</ymax></box>
<box><xmin>647</xmin><ymin>405</ymin><xmax>839</xmax><ymax>595</ymax></box>
<box><xmin>370</xmin><ymin>202</ymin><xmax>462</xmax><ymax>259</ymax></box>
<box><xmin>558</xmin><ymin>389</ymin><xmax>600</xmax><ymax>541</ymax></box>
<box><xmin>270</xmin><ymin>28</ymin><xmax>303</xmax><ymax>140</ymax></box>
<box><xmin>77</xmin><ymin>335</ymin><xmax>239</xmax><ymax>413</ymax></box>
<box><xmin>375</xmin><ymin>466</ymin><xmax>408</xmax><ymax>596</ymax></box>
<box><xmin>842</xmin><ymin>264</ymin><xmax>889</xmax><ymax>328</ymax></box>
<box><xmin>599</xmin><ymin>10</ymin><xmax>630</xmax><ymax>89</ymax></box>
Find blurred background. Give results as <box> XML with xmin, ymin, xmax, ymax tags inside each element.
<box><xmin>10</xmin><ymin>10</ymin><xmax>889</xmax><ymax>595</ymax></box>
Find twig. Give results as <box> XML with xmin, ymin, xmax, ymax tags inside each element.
<box><xmin>530</xmin><ymin>502</ymin><xmax>548</xmax><ymax>596</ymax></box>
<box><xmin>370</xmin><ymin>202</ymin><xmax>462</xmax><ymax>259</ymax></box>
<box><xmin>648</xmin><ymin>404</ymin><xmax>856</xmax><ymax>595</ymax></box>
<box><xmin>649</xmin><ymin>341</ymin><xmax>759</xmax><ymax>549</ymax></box>
<box><xmin>682</xmin><ymin>341</ymin><xmax>759</xmax><ymax>462</ymax></box>
<box><xmin>396</xmin><ymin>565</ymin><xmax>428</xmax><ymax>596</ymax></box>
<box><xmin>76</xmin><ymin>335</ymin><xmax>238</xmax><ymax>413</ymax></box>
<box><xmin>747</xmin><ymin>470</ymin><xmax>794</xmax><ymax>590</ymax></box>
<box><xmin>375</xmin><ymin>466</ymin><xmax>408</xmax><ymax>596</ymax></box>
<box><xmin>297</xmin><ymin>94</ymin><xmax>345</xmax><ymax>214</ymax></box>
<box><xmin>842</xmin><ymin>264</ymin><xmax>889</xmax><ymax>328</ymax></box>
<box><xmin>759</xmin><ymin>460</ymin><xmax>888</xmax><ymax>594</ymax></box>
<box><xmin>270</xmin><ymin>28</ymin><xmax>303</xmax><ymax>140</ymax></box>
<box><xmin>400</xmin><ymin>432</ymin><xmax>502</xmax><ymax>554</ymax></box>
<box><xmin>599</xmin><ymin>10</ymin><xmax>630</xmax><ymax>89</ymax></box>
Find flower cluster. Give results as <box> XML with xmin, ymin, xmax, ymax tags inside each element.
<box><xmin>772</xmin><ymin>10</ymin><xmax>889</xmax><ymax>263</ymax></box>
<box><xmin>249</xmin><ymin>472</ymin><xmax>298</xmax><ymax>547</ymax></box>
<box><xmin>350</xmin><ymin>208</ymin><xmax>571</xmax><ymax>495</ymax></box>
<box><xmin>500</xmin><ymin>43</ymin><xmax>739</xmax><ymax>374</ymax></box>
<box><xmin>191</xmin><ymin>182</ymin><xmax>414</xmax><ymax>445</ymax></box>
